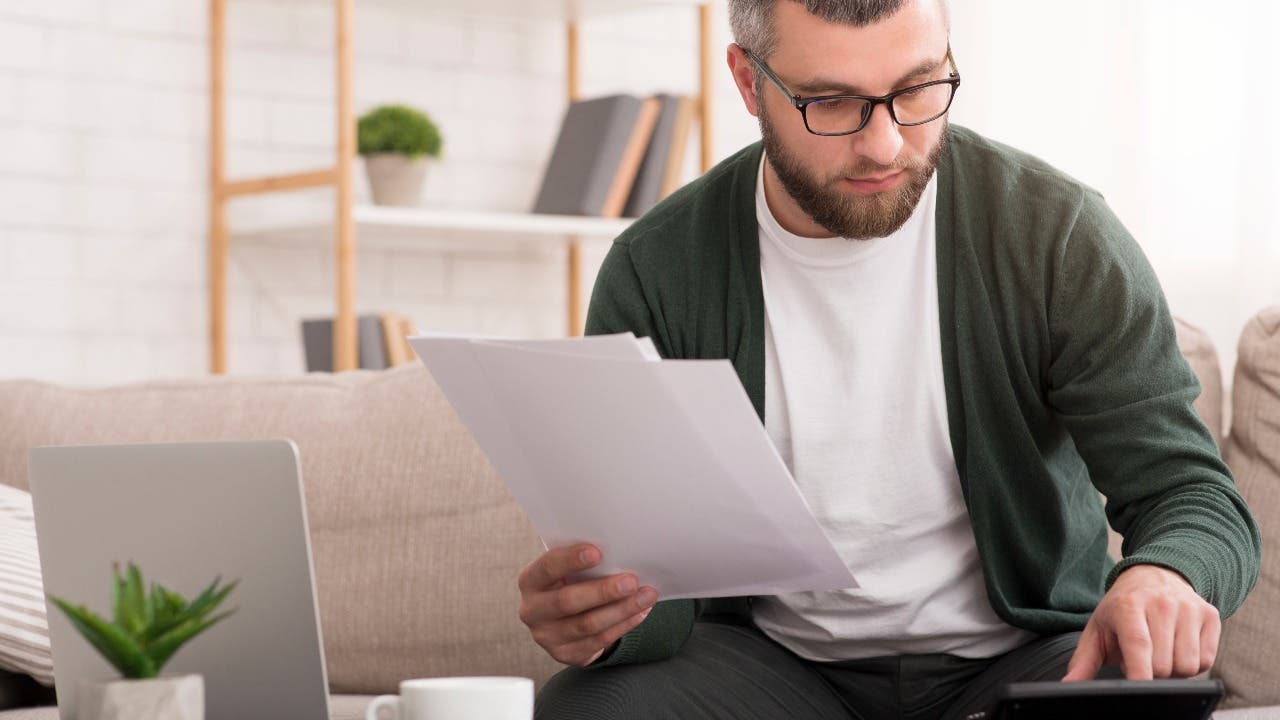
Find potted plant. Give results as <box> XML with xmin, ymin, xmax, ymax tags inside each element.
<box><xmin>358</xmin><ymin>103</ymin><xmax>444</xmax><ymax>207</ymax></box>
<box><xmin>49</xmin><ymin>563</ymin><xmax>237</xmax><ymax>720</ymax></box>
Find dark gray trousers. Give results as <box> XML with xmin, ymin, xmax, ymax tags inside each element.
<box><xmin>536</xmin><ymin>621</ymin><xmax>1094</xmax><ymax>720</ymax></box>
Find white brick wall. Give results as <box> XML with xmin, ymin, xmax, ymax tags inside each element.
<box><xmin>5</xmin><ymin>1</ymin><xmax>1271</xmax><ymax>387</ymax></box>
<box><xmin>0</xmin><ymin>0</ymin><xmax>754</xmax><ymax>385</ymax></box>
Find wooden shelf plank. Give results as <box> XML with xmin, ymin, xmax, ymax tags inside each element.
<box><xmin>354</xmin><ymin>206</ymin><xmax>635</xmax><ymax>237</ymax></box>
<box><xmin>230</xmin><ymin>206</ymin><xmax>633</xmax><ymax>251</ymax></box>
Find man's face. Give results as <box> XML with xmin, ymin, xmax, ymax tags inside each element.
<box><xmin>752</xmin><ymin>0</ymin><xmax>952</xmax><ymax>240</ymax></box>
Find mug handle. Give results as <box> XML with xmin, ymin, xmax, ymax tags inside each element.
<box><xmin>367</xmin><ymin>695</ymin><xmax>399</xmax><ymax>720</ymax></box>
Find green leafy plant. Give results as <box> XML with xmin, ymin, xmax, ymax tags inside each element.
<box><xmin>49</xmin><ymin>563</ymin><xmax>238</xmax><ymax>680</ymax></box>
<box><xmin>357</xmin><ymin>104</ymin><xmax>443</xmax><ymax>159</ymax></box>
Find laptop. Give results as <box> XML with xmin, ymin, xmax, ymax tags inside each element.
<box><xmin>29</xmin><ymin>441</ymin><xmax>331</xmax><ymax>720</ymax></box>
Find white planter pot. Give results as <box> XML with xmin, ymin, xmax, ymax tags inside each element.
<box><xmin>77</xmin><ymin>674</ymin><xmax>204</xmax><ymax>720</ymax></box>
<box><xmin>364</xmin><ymin>153</ymin><xmax>430</xmax><ymax>207</ymax></box>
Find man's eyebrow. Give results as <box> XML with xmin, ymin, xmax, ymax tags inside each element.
<box><xmin>791</xmin><ymin>57</ymin><xmax>943</xmax><ymax>95</ymax></box>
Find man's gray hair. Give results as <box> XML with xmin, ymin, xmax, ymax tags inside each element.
<box><xmin>729</xmin><ymin>0</ymin><xmax>950</xmax><ymax>58</ymax></box>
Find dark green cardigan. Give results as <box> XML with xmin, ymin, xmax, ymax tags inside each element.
<box><xmin>583</xmin><ymin>125</ymin><xmax>1260</xmax><ymax>667</ymax></box>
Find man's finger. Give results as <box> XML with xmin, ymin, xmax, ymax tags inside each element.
<box><xmin>547</xmin><ymin>587</ymin><xmax>659</xmax><ymax>643</ymax></box>
<box><xmin>552</xmin><ymin>607</ymin><xmax>653</xmax><ymax>668</ymax></box>
<box><xmin>523</xmin><ymin>573</ymin><xmax>644</xmax><ymax>625</ymax></box>
<box><xmin>1146</xmin><ymin>602</ymin><xmax>1177</xmax><ymax>678</ymax></box>
<box><xmin>1198</xmin><ymin>607</ymin><xmax>1221</xmax><ymax>674</ymax></box>
<box><xmin>518</xmin><ymin>545</ymin><xmax>600</xmax><ymax>592</ymax></box>
<box><xmin>1062</xmin><ymin>622</ymin><xmax>1104</xmax><ymax>682</ymax></box>
<box><xmin>1116</xmin><ymin>607</ymin><xmax>1155</xmax><ymax>680</ymax></box>
<box><xmin>1171</xmin><ymin>606</ymin><xmax>1204</xmax><ymax>678</ymax></box>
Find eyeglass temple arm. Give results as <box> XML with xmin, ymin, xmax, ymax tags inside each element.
<box><xmin>737</xmin><ymin>44</ymin><xmax>805</xmax><ymax>107</ymax></box>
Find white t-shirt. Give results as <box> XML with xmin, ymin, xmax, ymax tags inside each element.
<box><xmin>752</xmin><ymin>154</ymin><xmax>1035</xmax><ymax>660</ymax></box>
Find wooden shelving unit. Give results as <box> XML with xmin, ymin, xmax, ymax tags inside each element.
<box><xmin>208</xmin><ymin>0</ymin><xmax>716</xmax><ymax>373</ymax></box>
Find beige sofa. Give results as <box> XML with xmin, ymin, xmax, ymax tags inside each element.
<box><xmin>0</xmin><ymin>307</ymin><xmax>1275</xmax><ymax>719</ymax></box>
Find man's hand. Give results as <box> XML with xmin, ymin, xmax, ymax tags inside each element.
<box><xmin>1063</xmin><ymin>564</ymin><xmax>1220</xmax><ymax>681</ymax></box>
<box><xmin>517</xmin><ymin>544</ymin><xmax>659</xmax><ymax>667</ymax></box>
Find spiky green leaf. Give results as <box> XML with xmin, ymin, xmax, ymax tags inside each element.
<box><xmin>143</xmin><ymin>587</ymin><xmax>186</xmax><ymax>643</ymax></box>
<box><xmin>142</xmin><ymin>584</ymin><xmax>155</xmax><ymax>630</ymax></box>
<box><xmin>145</xmin><ymin>609</ymin><xmax>236</xmax><ymax>672</ymax></box>
<box><xmin>186</xmin><ymin>579</ymin><xmax>238</xmax><ymax>621</ymax></box>
<box><xmin>149</xmin><ymin>586</ymin><xmax>168</xmax><ymax>620</ymax></box>
<box><xmin>116</xmin><ymin>564</ymin><xmax>147</xmax><ymax>637</ymax></box>
<box><xmin>50</xmin><ymin>597</ymin><xmax>157</xmax><ymax>679</ymax></box>
<box><xmin>158</xmin><ymin>587</ymin><xmax>187</xmax><ymax>616</ymax></box>
<box><xmin>138</xmin><ymin>581</ymin><xmax>221</xmax><ymax>644</ymax></box>
<box><xmin>111</xmin><ymin>564</ymin><xmax>130</xmax><ymax>632</ymax></box>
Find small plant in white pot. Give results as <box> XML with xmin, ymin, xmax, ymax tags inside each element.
<box><xmin>49</xmin><ymin>563</ymin><xmax>237</xmax><ymax>720</ymax></box>
<box><xmin>358</xmin><ymin>103</ymin><xmax>443</xmax><ymax>207</ymax></box>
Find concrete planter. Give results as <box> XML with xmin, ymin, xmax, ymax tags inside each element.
<box><xmin>78</xmin><ymin>674</ymin><xmax>203</xmax><ymax>720</ymax></box>
<box><xmin>364</xmin><ymin>153</ymin><xmax>430</xmax><ymax>207</ymax></box>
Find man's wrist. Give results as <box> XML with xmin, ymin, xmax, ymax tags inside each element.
<box><xmin>1116</xmin><ymin>562</ymin><xmax>1195</xmax><ymax>590</ymax></box>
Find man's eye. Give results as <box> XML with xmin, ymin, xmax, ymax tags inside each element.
<box><xmin>811</xmin><ymin>98</ymin><xmax>852</xmax><ymax>111</ymax></box>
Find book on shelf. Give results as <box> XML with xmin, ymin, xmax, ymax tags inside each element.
<box><xmin>532</xmin><ymin>94</ymin><xmax>661</xmax><ymax>218</ymax></box>
<box><xmin>301</xmin><ymin>313</ymin><xmax>417</xmax><ymax>372</ymax></box>
<box><xmin>380</xmin><ymin>313</ymin><xmax>415</xmax><ymax>366</ymax></box>
<box><xmin>624</xmin><ymin>94</ymin><xmax>696</xmax><ymax>218</ymax></box>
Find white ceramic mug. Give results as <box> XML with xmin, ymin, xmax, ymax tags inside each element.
<box><xmin>366</xmin><ymin>676</ymin><xmax>534</xmax><ymax>720</ymax></box>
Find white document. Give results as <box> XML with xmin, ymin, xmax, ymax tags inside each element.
<box><xmin>410</xmin><ymin>333</ymin><xmax>856</xmax><ymax>600</ymax></box>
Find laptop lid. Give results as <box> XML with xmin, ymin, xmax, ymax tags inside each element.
<box><xmin>29</xmin><ymin>441</ymin><xmax>330</xmax><ymax>720</ymax></box>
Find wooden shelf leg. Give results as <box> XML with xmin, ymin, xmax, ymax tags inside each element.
<box><xmin>210</xmin><ymin>0</ymin><xmax>227</xmax><ymax>375</ymax></box>
<box><xmin>699</xmin><ymin>2</ymin><xmax>714</xmax><ymax>173</ymax></box>
<box><xmin>566</xmin><ymin>19</ymin><xmax>584</xmax><ymax>337</ymax></box>
<box><xmin>568</xmin><ymin>239</ymin><xmax>583</xmax><ymax>336</ymax></box>
<box><xmin>334</xmin><ymin>0</ymin><xmax>358</xmax><ymax>371</ymax></box>
<box><xmin>567</xmin><ymin>21</ymin><xmax>581</xmax><ymax>103</ymax></box>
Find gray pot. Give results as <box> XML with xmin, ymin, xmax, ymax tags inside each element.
<box><xmin>77</xmin><ymin>674</ymin><xmax>203</xmax><ymax>720</ymax></box>
<box><xmin>364</xmin><ymin>153</ymin><xmax>430</xmax><ymax>207</ymax></box>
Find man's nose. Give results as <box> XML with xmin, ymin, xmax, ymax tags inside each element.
<box><xmin>850</xmin><ymin>102</ymin><xmax>903</xmax><ymax>167</ymax></box>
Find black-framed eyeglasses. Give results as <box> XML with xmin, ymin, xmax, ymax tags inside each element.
<box><xmin>740</xmin><ymin>44</ymin><xmax>961</xmax><ymax>136</ymax></box>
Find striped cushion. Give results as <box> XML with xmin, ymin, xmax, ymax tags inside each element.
<box><xmin>0</xmin><ymin>486</ymin><xmax>52</xmax><ymax>686</ymax></box>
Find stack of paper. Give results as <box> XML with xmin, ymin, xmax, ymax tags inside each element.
<box><xmin>409</xmin><ymin>333</ymin><xmax>856</xmax><ymax>600</ymax></box>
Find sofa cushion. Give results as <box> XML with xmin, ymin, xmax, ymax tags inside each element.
<box><xmin>0</xmin><ymin>365</ymin><xmax>561</xmax><ymax>694</ymax></box>
<box><xmin>1214</xmin><ymin>709</ymin><xmax>1280</xmax><ymax>720</ymax></box>
<box><xmin>1214</xmin><ymin>306</ymin><xmax>1280</xmax><ymax>708</ymax></box>
<box><xmin>1175</xmin><ymin>317</ymin><xmax>1226</xmax><ymax>446</ymax></box>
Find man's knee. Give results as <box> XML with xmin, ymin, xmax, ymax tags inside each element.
<box><xmin>535</xmin><ymin>664</ymin><xmax>666</xmax><ymax>720</ymax></box>
<box><xmin>534</xmin><ymin>622</ymin><xmax>849</xmax><ymax>720</ymax></box>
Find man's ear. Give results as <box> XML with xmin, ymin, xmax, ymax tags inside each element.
<box><xmin>726</xmin><ymin>43</ymin><xmax>761</xmax><ymax>118</ymax></box>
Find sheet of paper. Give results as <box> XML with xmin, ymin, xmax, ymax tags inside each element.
<box><xmin>407</xmin><ymin>333</ymin><xmax>656</xmax><ymax>527</ymax></box>
<box><xmin>410</xmin><ymin>334</ymin><xmax>856</xmax><ymax>600</ymax></box>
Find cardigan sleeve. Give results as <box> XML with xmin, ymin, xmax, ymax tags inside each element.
<box><xmin>1043</xmin><ymin>190</ymin><xmax>1261</xmax><ymax>617</ymax></box>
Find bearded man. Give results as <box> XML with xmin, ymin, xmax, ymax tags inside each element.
<box><xmin>520</xmin><ymin>2</ymin><xmax>1261</xmax><ymax>718</ymax></box>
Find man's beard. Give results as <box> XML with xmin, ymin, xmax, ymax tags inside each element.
<box><xmin>759</xmin><ymin>97</ymin><xmax>947</xmax><ymax>241</ymax></box>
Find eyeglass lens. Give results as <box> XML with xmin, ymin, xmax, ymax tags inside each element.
<box><xmin>804</xmin><ymin>83</ymin><xmax>954</xmax><ymax>134</ymax></box>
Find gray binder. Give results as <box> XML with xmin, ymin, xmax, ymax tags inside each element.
<box><xmin>533</xmin><ymin>94</ymin><xmax>650</xmax><ymax>217</ymax></box>
<box><xmin>301</xmin><ymin>315</ymin><xmax>388</xmax><ymax>372</ymax></box>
